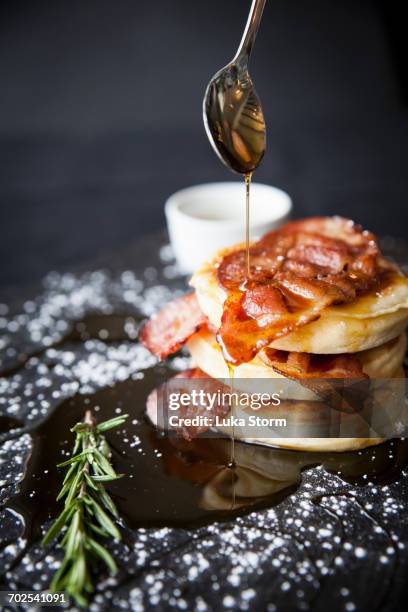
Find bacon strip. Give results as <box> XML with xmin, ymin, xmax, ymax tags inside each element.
<box><xmin>140</xmin><ymin>292</ymin><xmax>206</xmax><ymax>360</ymax></box>
<box><xmin>217</xmin><ymin>216</ymin><xmax>391</xmax><ymax>364</ymax></box>
<box><xmin>146</xmin><ymin>368</ymin><xmax>230</xmax><ymax>440</ymax></box>
<box><xmin>260</xmin><ymin>348</ymin><xmax>368</xmax><ymax>413</ymax></box>
<box><xmin>260</xmin><ymin>348</ymin><xmax>367</xmax><ymax>380</ymax></box>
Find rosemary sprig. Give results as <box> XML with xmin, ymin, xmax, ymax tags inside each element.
<box><xmin>42</xmin><ymin>410</ymin><xmax>128</xmax><ymax>608</ymax></box>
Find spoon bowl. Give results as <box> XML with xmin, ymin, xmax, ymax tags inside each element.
<box><xmin>203</xmin><ymin>57</ymin><xmax>266</xmax><ymax>174</ymax></box>
<box><xmin>203</xmin><ymin>0</ymin><xmax>267</xmax><ymax>175</ymax></box>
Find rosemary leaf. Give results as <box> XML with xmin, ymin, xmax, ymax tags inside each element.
<box><xmin>64</xmin><ymin>468</ymin><xmax>83</xmax><ymax>506</ymax></box>
<box><xmin>90</xmin><ymin>500</ymin><xmax>121</xmax><ymax>539</ymax></box>
<box><xmin>96</xmin><ymin>414</ymin><xmax>129</xmax><ymax>432</ymax></box>
<box><xmin>93</xmin><ymin>449</ymin><xmax>118</xmax><ymax>478</ymax></box>
<box><xmin>92</xmin><ymin>473</ymin><xmax>124</xmax><ymax>482</ymax></box>
<box><xmin>87</xmin><ymin>538</ymin><xmax>117</xmax><ymax>573</ymax></box>
<box><xmin>42</xmin><ymin>504</ymin><xmax>76</xmax><ymax>546</ymax></box>
<box><xmin>88</xmin><ymin>522</ymin><xmax>108</xmax><ymax>537</ymax></box>
<box><xmin>97</xmin><ymin>488</ymin><xmax>119</xmax><ymax>517</ymax></box>
<box><xmin>57</xmin><ymin>448</ymin><xmax>93</xmax><ymax>467</ymax></box>
<box><xmin>84</xmin><ymin>472</ymin><xmax>99</xmax><ymax>490</ymax></box>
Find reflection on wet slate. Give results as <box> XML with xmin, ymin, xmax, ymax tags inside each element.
<box><xmin>5</xmin><ymin>370</ymin><xmax>408</xmax><ymax>543</ymax></box>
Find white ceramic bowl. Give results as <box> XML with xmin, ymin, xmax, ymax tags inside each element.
<box><xmin>165</xmin><ymin>181</ymin><xmax>292</xmax><ymax>273</ymax></box>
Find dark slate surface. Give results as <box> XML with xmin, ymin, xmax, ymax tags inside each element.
<box><xmin>0</xmin><ymin>232</ymin><xmax>408</xmax><ymax>611</ymax></box>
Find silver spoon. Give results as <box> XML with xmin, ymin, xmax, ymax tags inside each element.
<box><xmin>203</xmin><ymin>0</ymin><xmax>267</xmax><ymax>175</ymax></box>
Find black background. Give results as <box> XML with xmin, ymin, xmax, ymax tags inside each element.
<box><xmin>0</xmin><ymin>0</ymin><xmax>407</xmax><ymax>291</ymax></box>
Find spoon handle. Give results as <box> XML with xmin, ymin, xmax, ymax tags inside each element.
<box><xmin>234</xmin><ymin>0</ymin><xmax>266</xmax><ymax>61</ymax></box>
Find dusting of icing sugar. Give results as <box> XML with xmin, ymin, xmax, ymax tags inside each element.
<box><xmin>0</xmin><ymin>253</ymin><xmax>184</xmax><ymax>375</ymax></box>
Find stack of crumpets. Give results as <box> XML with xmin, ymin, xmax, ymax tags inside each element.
<box><xmin>141</xmin><ymin>217</ymin><xmax>408</xmax><ymax>451</ymax></box>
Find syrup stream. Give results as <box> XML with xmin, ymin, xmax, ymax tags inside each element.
<box><xmin>245</xmin><ymin>172</ymin><xmax>252</xmax><ymax>279</ymax></box>
<box><xmin>226</xmin><ymin>172</ymin><xmax>252</xmax><ymax>485</ymax></box>
<box><xmin>227</xmin><ymin>363</ymin><xmax>236</xmax><ymax>509</ymax></box>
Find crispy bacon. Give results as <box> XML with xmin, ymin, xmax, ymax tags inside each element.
<box><xmin>140</xmin><ymin>292</ymin><xmax>206</xmax><ymax>360</ymax></box>
<box><xmin>218</xmin><ymin>273</ymin><xmax>344</xmax><ymax>364</ymax></box>
<box><xmin>217</xmin><ymin>217</ymin><xmax>391</xmax><ymax>364</ymax></box>
<box><xmin>270</xmin><ymin>216</ymin><xmax>378</xmax><ymax>248</ymax></box>
<box><xmin>146</xmin><ymin>368</ymin><xmax>230</xmax><ymax>440</ymax></box>
<box><xmin>242</xmin><ymin>285</ymin><xmax>288</xmax><ymax>319</ymax></box>
<box><xmin>218</xmin><ymin>234</ymin><xmax>293</xmax><ymax>289</ymax></box>
<box><xmin>217</xmin><ymin>290</ymin><xmax>322</xmax><ymax>364</ymax></box>
<box><xmin>260</xmin><ymin>348</ymin><xmax>368</xmax><ymax>413</ymax></box>
<box><xmin>281</xmin><ymin>258</ymin><xmax>322</xmax><ymax>277</ymax></box>
<box><xmin>286</xmin><ymin>243</ymin><xmax>349</xmax><ymax>273</ymax></box>
<box><xmin>321</xmin><ymin>273</ymin><xmax>356</xmax><ymax>301</ymax></box>
<box><xmin>275</xmin><ymin>272</ymin><xmax>345</xmax><ymax>305</ymax></box>
<box><xmin>260</xmin><ymin>348</ymin><xmax>367</xmax><ymax>379</ymax></box>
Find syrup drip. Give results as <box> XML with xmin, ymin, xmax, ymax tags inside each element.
<box><xmin>227</xmin><ymin>363</ymin><xmax>236</xmax><ymax>509</ymax></box>
<box><xmin>245</xmin><ymin>171</ymin><xmax>253</xmax><ymax>280</ymax></box>
<box><xmin>223</xmin><ymin>171</ymin><xmax>252</xmax><ymax>479</ymax></box>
